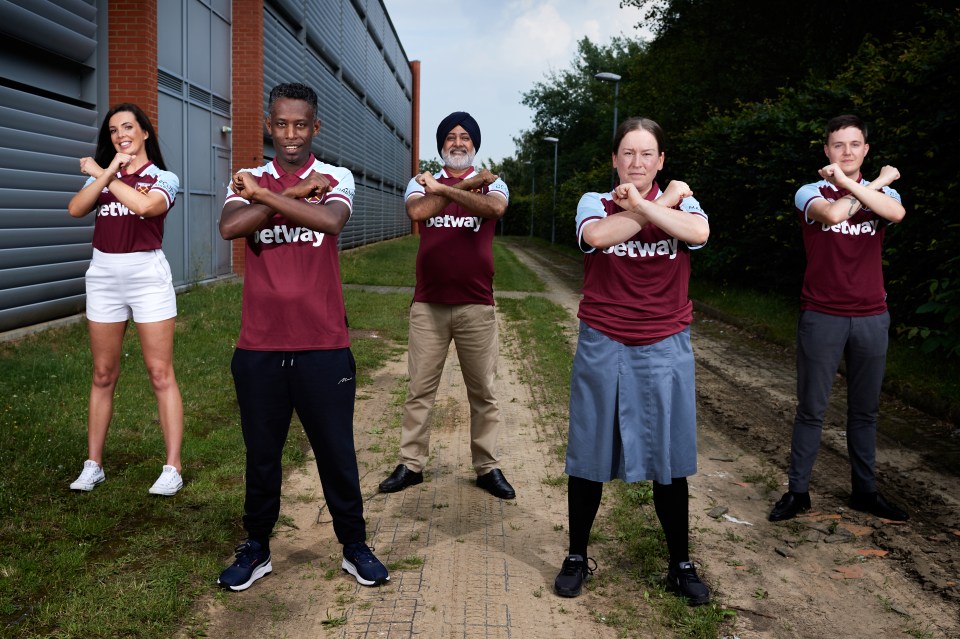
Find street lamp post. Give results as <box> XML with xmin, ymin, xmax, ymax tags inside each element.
<box><xmin>523</xmin><ymin>159</ymin><xmax>535</xmax><ymax>237</ymax></box>
<box><xmin>543</xmin><ymin>136</ymin><xmax>559</xmax><ymax>244</ymax></box>
<box><xmin>594</xmin><ymin>71</ymin><xmax>621</xmax><ymax>189</ymax></box>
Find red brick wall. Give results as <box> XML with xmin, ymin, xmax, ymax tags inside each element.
<box><xmin>230</xmin><ymin>0</ymin><xmax>266</xmax><ymax>275</ymax></box>
<box><xmin>108</xmin><ymin>0</ymin><xmax>159</xmax><ymax>123</ymax></box>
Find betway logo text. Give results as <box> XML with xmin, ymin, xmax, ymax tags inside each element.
<box><xmin>820</xmin><ymin>219</ymin><xmax>879</xmax><ymax>236</ymax></box>
<box><xmin>425</xmin><ymin>215</ymin><xmax>483</xmax><ymax>232</ymax></box>
<box><xmin>602</xmin><ymin>238</ymin><xmax>679</xmax><ymax>259</ymax></box>
<box><xmin>98</xmin><ymin>202</ymin><xmax>140</xmax><ymax>218</ymax></box>
<box><xmin>254</xmin><ymin>225</ymin><xmax>325</xmax><ymax>247</ymax></box>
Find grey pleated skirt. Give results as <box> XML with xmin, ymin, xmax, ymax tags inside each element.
<box><xmin>565</xmin><ymin>321</ymin><xmax>698</xmax><ymax>484</ymax></box>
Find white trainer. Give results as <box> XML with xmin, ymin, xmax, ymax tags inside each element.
<box><xmin>149</xmin><ymin>465</ymin><xmax>184</xmax><ymax>496</ymax></box>
<box><xmin>70</xmin><ymin>460</ymin><xmax>105</xmax><ymax>491</ymax></box>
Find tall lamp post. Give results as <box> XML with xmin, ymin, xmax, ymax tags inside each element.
<box><xmin>594</xmin><ymin>71</ymin><xmax>621</xmax><ymax>189</ymax></box>
<box><xmin>543</xmin><ymin>136</ymin><xmax>559</xmax><ymax>244</ymax></box>
<box><xmin>523</xmin><ymin>159</ymin><xmax>535</xmax><ymax>237</ymax></box>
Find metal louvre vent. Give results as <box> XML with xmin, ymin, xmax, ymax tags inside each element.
<box><xmin>212</xmin><ymin>95</ymin><xmax>230</xmax><ymax>116</ymax></box>
<box><xmin>158</xmin><ymin>70</ymin><xmax>183</xmax><ymax>94</ymax></box>
<box><xmin>188</xmin><ymin>84</ymin><xmax>212</xmax><ymax>107</ymax></box>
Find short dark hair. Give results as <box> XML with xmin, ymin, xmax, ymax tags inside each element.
<box><xmin>268</xmin><ymin>83</ymin><xmax>319</xmax><ymax>120</ymax></box>
<box><xmin>613</xmin><ymin>117</ymin><xmax>665</xmax><ymax>155</ymax></box>
<box><xmin>825</xmin><ymin>114</ymin><xmax>868</xmax><ymax>142</ymax></box>
<box><xmin>94</xmin><ymin>103</ymin><xmax>167</xmax><ymax>170</ymax></box>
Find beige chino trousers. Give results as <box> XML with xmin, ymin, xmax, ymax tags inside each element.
<box><xmin>399</xmin><ymin>301</ymin><xmax>503</xmax><ymax>474</ymax></box>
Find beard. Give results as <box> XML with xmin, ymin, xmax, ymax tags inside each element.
<box><xmin>442</xmin><ymin>147</ymin><xmax>475</xmax><ymax>171</ymax></box>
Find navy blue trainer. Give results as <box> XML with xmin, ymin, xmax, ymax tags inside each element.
<box><xmin>342</xmin><ymin>542</ymin><xmax>389</xmax><ymax>586</ymax></box>
<box><xmin>217</xmin><ymin>540</ymin><xmax>272</xmax><ymax>591</ymax></box>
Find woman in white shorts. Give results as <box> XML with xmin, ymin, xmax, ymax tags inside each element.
<box><xmin>553</xmin><ymin>117</ymin><xmax>711</xmax><ymax>605</ymax></box>
<box><xmin>66</xmin><ymin>103</ymin><xmax>184</xmax><ymax>496</ymax></box>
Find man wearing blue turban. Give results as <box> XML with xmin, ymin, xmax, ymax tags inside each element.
<box><xmin>379</xmin><ymin>111</ymin><xmax>516</xmax><ymax>500</ymax></box>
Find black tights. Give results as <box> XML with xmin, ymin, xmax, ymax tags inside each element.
<box><xmin>652</xmin><ymin>477</ymin><xmax>690</xmax><ymax>565</ymax></box>
<box><xmin>567</xmin><ymin>475</ymin><xmax>689</xmax><ymax>565</ymax></box>
<box><xmin>567</xmin><ymin>475</ymin><xmax>603</xmax><ymax>558</ymax></box>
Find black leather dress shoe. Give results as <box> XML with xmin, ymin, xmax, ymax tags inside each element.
<box><xmin>768</xmin><ymin>491</ymin><xmax>811</xmax><ymax>521</ymax></box>
<box><xmin>378</xmin><ymin>464</ymin><xmax>423</xmax><ymax>493</ymax></box>
<box><xmin>476</xmin><ymin>469</ymin><xmax>516</xmax><ymax>499</ymax></box>
<box><xmin>849</xmin><ymin>491</ymin><xmax>909</xmax><ymax>521</ymax></box>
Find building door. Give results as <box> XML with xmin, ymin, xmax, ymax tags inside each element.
<box><xmin>157</xmin><ymin>0</ymin><xmax>231</xmax><ymax>285</ymax></box>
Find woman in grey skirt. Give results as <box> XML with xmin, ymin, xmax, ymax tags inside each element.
<box><xmin>553</xmin><ymin>117</ymin><xmax>711</xmax><ymax>605</ymax></box>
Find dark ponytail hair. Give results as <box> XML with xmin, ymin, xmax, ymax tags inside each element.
<box><xmin>94</xmin><ymin>103</ymin><xmax>167</xmax><ymax>171</ymax></box>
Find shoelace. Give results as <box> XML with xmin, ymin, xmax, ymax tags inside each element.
<box><xmin>79</xmin><ymin>468</ymin><xmax>100</xmax><ymax>481</ymax></box>
<box><xmin>673</xmin><ymin>563</ymin><xmax>703</xmax><ymax>584</ymax></box>
<box><xmin>561</xmin><ymin>556</ymin><xmax>597</xmax><ymax>576</ymax></box>
<box><xmin>233</xmin><ymin>542</ymin><xmax>265</xmax><ymax>566</ymax></box>
<box><xmin>346</xmin><ymin>543</ymin><xmax>377</xmax><ymax>564</ymax></box>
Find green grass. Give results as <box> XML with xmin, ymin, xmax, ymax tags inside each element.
<box><xmin>23</xmin><ymin>230</ymin><xmax>960</xmax><ymax>639</ymax></box>
<box><xmin>0</xmin><ymin>233</ymin><xmax>546</xmax><ymax>639</ymax></box>
<box><xmin>386</xmin><ymin>555</ymin><xmax>425</xmax><ymax>571</ymax></box>
<box><xmin>1</xmin><ymin>283</ymin><xmax>242</xmax><ymax>638</ymax></box>
<box><xmin>688</xmin><ymin>279</ymin><xmax>798</xmax><ymax>347</ymax></box>
<box><xmin>0</xmin><ymin>278</ymin><xmax>410</xmax><ymax>639</ymax></box>
<box><xmin>340</xmin><ymin>234</ymin><xmax>545</xmax><ymax>292</ymax></box>
<box><xmin>340</xmin><ymin>236</ymin><xmax>417</xmax><ymax>287</ymax></box>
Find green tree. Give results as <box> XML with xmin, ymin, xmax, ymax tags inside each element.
<box><xmin>419</xmin><ymin>158</ymin><xmax>442</xmax><ymax>174</ymax></box>
<box><xmin>621</xmin><ymin>0</ymin><xmax>957</xmax><ymax>130</ymax></box>
<box><xmin>507</xmin><ymin>2</ymin><xmax>960</xmax><ymax>356</ymax></box>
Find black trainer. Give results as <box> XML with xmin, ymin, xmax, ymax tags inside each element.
<box><xmin>666</xmin><ymin>561</ymin><xmax>711</xmax><ymax>606</ymax></box>
<box><xmin>554</xmin><ymin>554</ymin><xmax>595</xmax><ymax>598</ymax></box>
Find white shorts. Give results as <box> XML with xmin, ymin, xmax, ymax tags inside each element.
<box><xmin>85</xmin><ymin>249</ymin><xmax>177</xmax><ymax>323</ymax></box>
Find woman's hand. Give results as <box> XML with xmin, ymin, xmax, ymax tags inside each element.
<box><xmin>79</xmin><ymin>157</ymin><xmax>105</xmax><ymax>180</ymax></box>
<box><xmin>612</xmin><ymin>182</ymin><xmax>643</xmax><ymax>211</ymax></box>
<box><xmin>657</xmin><ymin>180</ymin><xmax>693</xmax><ymax>208</ymax></box>
<box><xmin>107</xmin><ymin>153</ymin><xmax>135</xmax><ymax>175</ymax></box>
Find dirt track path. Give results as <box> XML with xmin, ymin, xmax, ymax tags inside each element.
<box><xmin>193</xmin><ymin>242</ymin><xmax>959</xmax><ymax>639</ymax></box>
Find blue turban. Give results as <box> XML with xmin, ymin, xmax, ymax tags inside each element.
<box><xmin>436</xmin><ymin>111</ymin><xmax>481</xmax><ymax>155</ymax></box>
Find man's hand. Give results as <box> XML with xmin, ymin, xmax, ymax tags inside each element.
<box><xmin>817</xmin><ymin>163</ymin><xmax>855</xmax><ymax>189</ymax></box>
<box><xmin>416</xmin><ymin>171</ymin><xmax>446</xmax><ymax>195</ymax></box>
<box><xmin>452</xmin><ymin>169</ymin><xmax>498</xmax><ymax>192</ymax></box>
<box><xmin>231</xmin><ymin>171</ymin><xmax>259</xmax><ymax>199</ymax></box>
<box><xmin>475</xmin><ymin>168</ymin><xmax>498</xmax><ymax>187</ymax></box>
<box><xmin>284</xmin><ymin>171</ymin><xmax>332</xmax><ymax>200</ymax></box>
<box><xmin>79</xmin><ymin>157</ymin><xmax>105</xmax><ymax>179</ymax></box>
<box><xmin>870</xmin><ymin>165</ymin><xmax>900</xmax><ymax>190</ymax></box>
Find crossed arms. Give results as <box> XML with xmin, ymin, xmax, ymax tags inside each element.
<box><xmin>219</xmin><ymin>170</ymin><xmax>349</xmax><ymax>240</ymax></box>
<box><xmin>807</xmin><ymin>164</ymin><xmax>905</xmax><ymax>225</ymax></box>
<box><xmin>68</xmin><ymin>155</ymin><xmax>170</xmax><ymax>218</ymax></box>
<box><xmin>405</xmin><ymin>169</ymin><xmax>507</xmax><ymax>223</ymax></box>
<box><xmin>581</xmin><ymin>180</ymin><xmax>710</xmax><ymax>250</ymax></box>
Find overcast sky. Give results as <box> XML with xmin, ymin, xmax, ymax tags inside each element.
<box><xmin>382</xmin><ymin>0</ymin><xmax>650</xmax><ymax>165</ymax></box>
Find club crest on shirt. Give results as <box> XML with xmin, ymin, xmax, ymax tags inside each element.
<box><xmin>135</xmin><ymin>183</ymin><xmax>151</xmax><ymax>195</ymax></box>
